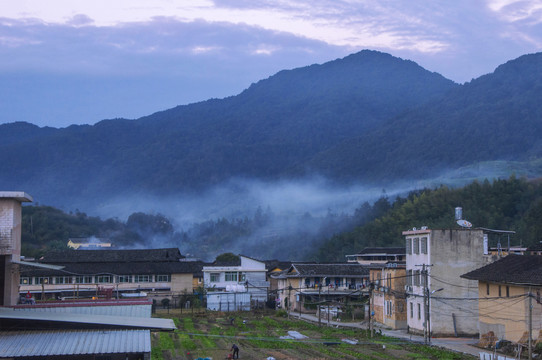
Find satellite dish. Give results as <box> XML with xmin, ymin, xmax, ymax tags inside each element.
<box><xmin>457</xmin><ymin>219</ymin><xmax>472</xmax><ymax>228</ymax></box>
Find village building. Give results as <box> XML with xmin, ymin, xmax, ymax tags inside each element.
<box><xmin>1</xmin><ymin>192</ymin><xmax>33</xmax><ymax>306</ymax></box>
<box><xmin>18</xmin><ymin>248</ymin><xmax>204</xmax><ymax>302</ymax></box>
<box><xmin>1</xmin><ymin>190</ymin><xmax>176</xmax><ymax>359</ymax></box>
<box><xmin>369</xmin><ymin>261</ymin><xmax>407</xmax><ymax>330</ymax></box>
<box><xmin>203</xmin><ymin>255</ymin><xmax>269</xmax><ymax>310</ymax></box>
<box><xmin>272</xmin><ymin>263</ymin><xmax>369</xmax><ymax>316</ymax></box>
<box><xmin>403</xmin><ymin>228</ymin><xmax>494</xmax><ymax>337</ymax></box>
<box><xmin>461</xmin><ymin>254</ymin><xmax>542</xmax><ymax>345</ymax></box>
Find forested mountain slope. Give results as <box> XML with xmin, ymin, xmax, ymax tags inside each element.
<box><xmin>313</xmin><ymin>176</ymin><xmax>542</xmax><ymax>262</ymax></box>
<box><xmin>304</xmin><ymin>52</ymin><xmax>542</xmax><ymax>182</ymax></box>
<box><xmin>0</xmin><ymin>50</ymin><xmax>456</xmax><ymax>208</ymax></box>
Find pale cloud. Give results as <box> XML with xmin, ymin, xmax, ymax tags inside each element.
<box><xmin>191</xmin><ymin>45</ymin><xmax>221</xmax><ymax>54</ymax></box>
<box><xmin>486</xmin><ymin>0</ymin><xmax>542</xmax><ymax>22</ymax></box>
<box><xmin>1</xmin><ymin>1</ymin><xmax>457</xmax><ymax>53</ymax></box>
<box><xmin>1</xmin><ymin>1</ymin><xmax>542</xmax><ymax>127</ymax></box>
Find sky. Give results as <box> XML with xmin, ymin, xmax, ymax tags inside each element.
<box><xmin>1</xmin><ymin>0</ymin><xmax>542</xmax><ymax>128</ymax></box>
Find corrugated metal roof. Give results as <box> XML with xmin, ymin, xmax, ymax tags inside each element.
<box><xmin>11</xmin><ymin>259</ymin><xmax>65</xmax><ymax>270</ymax></box>
<box><xmin>0</xmin><ymin>329</ymin><xmax>150</xmax><ymax>357</ymax></box>
<box><xmin>0</xmin><ymin>308</ymin><xmax>176</xmax><ymax>330</ymax></box>
<box><xmin>13</xmin><ymin>303</ymin><xmax>152</xmax><ymax>318</ymax></box>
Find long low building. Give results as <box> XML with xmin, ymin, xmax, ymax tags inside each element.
<box><xmin>18</xmin><ymin>248</ymin><xmax>204</xmax><ymax>301</ymax></box>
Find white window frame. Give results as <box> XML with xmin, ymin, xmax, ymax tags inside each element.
<box><xmin>134</xmin><ymin>275</ymin><xmax>151</xmax><ymax>283</ymax></box>
<box><xmin>225</xmin><ymin>272</ymin><xmax>238</xmax><ymax>282</ymax></box>
<box><xmin>210</xmin><ymin>273</ymin><xmax>220</xmax><ymax>282</ymax></box>
<box><xmin>97</xmin><ymin>275</ymin><xmax>112</xmax><ymax>283</ymax></box>
<box><xmin>117</xmin><ymin>275</ymin><xmax>132</xmax><ymax>283</ymax></box>
<box><xmin>413</xmin><ymin>237</ymin><xmax>420</xmax><ymax>254</ymax></box>
<box><xmin>421</xmin><ymin>237</ymin><xmax>428</xmax><ymax>254</ymax></box>
<box><xmin>55</xmin><ymin>276</ymin><xmax>71</xmax><ymax>284</ymax></box>
<box><xmin>156</xmin><ymin>275</ymin><xmax>171</xmax><ymax>282</ymax></box>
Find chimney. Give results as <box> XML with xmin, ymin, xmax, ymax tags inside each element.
<box><xmin>1</xmin><ymin>191</ymin><xmax>33</xmax><ymax>306</ymax></box>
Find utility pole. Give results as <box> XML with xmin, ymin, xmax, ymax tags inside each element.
<box><xmin>416</xmin><ymin>263</ymin><xmax>432</xmax><ymax>345</ymax></box>
<box><xmin>318</xmin><ymin>281</ymin><xmax>322</xmax><ymax>327</ymax></box>
<box><xmin>369</xmin><ymin>283</ymin><xmax>373</xmax><ymax>337</ymax></box>
<box><xmin>298</xmin><ymin>284</ymin><xmax>302</xmax><ymax>319</ymax></box>
<box><xmin>529</xmin><ymin>287</ymin><xmax>533</xmax><ymax>360</ymax></box>
<box><xmin>424</xmin><ymin>265</ymin><xmax>429</xmax><ymax>345</ymax></box>
<box><xmin>287</xmin><ymin>285</ymin><xmax>292</xmax><ymax>319</ymax></box>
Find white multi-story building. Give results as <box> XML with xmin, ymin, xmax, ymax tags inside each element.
<box><xmin>203</xmin><ymin>255</ymin><xmax>269</xmax><ymax>307</ymax></box>
<box><xmin>404</xmin><ymin>228</ymin><xmax>491</xmax><ymax>337</ymax></box>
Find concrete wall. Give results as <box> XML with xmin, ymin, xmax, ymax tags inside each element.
<box><xmin>1</xmin><ymin>195</ymin><xmax>26</xmax><ymax>306</ymax></box>
<box><xmin>430</xmin><ymin>229</ymin><xmax>488</xmax><ymax>337</ymax></box>
<box><xmin>406</xmin><ymin>228</ymin><xmax>492</xmax><ymax>337</ymax></box>
<box><xmin>171</xmin><ymin>273</ymin><xmax>193</xmax><ymax>293</ymax></box>
<box><xmin>478</xmin><ymin>282</ymin><xmax>542</xmax><ymax>343</ymax></box>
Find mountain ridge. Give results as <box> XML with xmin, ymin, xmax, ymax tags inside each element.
<box><xmin>1</xmin><ymin>50</ymin><xmax>540</xmax><ymax>211</ymax></box>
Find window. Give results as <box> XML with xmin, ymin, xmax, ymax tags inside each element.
<box><xmin>210</xmin><ymin>273</ymin><xmax>220</xmax><ymax>283</ymax></box>
<box><xmin>117</xmin><ymin>275</ymin><xmax>132</xmax><ymax>283</ymax></box>
<box><xmin>387</xmin><ymin>273</ymin><xmax>392</xmax><ymax>289</ymax></box>
<box><xmin>37</xmin><ymin>277</ymin><xmax>50</xmax><ymax>285</ymax></box>
<box><xmin>385</xmin><ymin>301</ymin><xmax>393</xmax><ymax>316</ymax></box>
<box><xmin>414</xmin><ymin>270</ymin><xmax>420</xmax><ymax>286</ymax></box>
<box><xmin>75</xmin><ymin>276</ymin><xmax>93</xmax><ymax>284</ymax></box>
<box><xmin>413</xmin><ymin>238</ymin><xmax>420</xmax><ymax>254</ymax></box>
<box><xmin>506</xmin><ymin>286</ymin><xmax>510</xmax><ymax>297</ymax></box>
<box><xmin>55</xmin><ymin>276</ymin><xmax>71</xmax><ymax>284</ymax></box>
<box><xmin>20</xmin><ymin>277</ymin><xmax>32</xmax><ymax>285</ymax></box>
<box><xmin>96</xmin><ymin>275</ymin><xmax>112</xmax><ymax>283</ymax></box>
<box><xmin>406</xmin><ymin>270</ymin><xmax>412</xmax><ymax>286</ymax></box>
<box><xmin>421</xmin><ymin>237</ymin><xmax>428</xmax><ymax>254</ymax></box>
<box><xmin>486</xmin><ymin>283</ymin><xmax>490</xmax><ymax>296</ymax></box>
<box><xmin>410</xmin><ymin>302</ymin><xmax>413</xmax><ymax>318</ymax></box>
<box><xmin>156</xmin><ymin>275</ymin><xmax>171</xmax><ymax>282</ymax></box>
<box><xmin>225</xmin><ymin>272</ymin><xmax>238</xmax><ymax>282</ymax></box>
<box><xmin>239</xmin><ymin>272</ymin><xmax>246</xmax><ymax>282</ymax></box>
<box><xmin>498</xmin><ymin>285</ymin><xmax>502</xmax><ymax>297</ymax></box>
<box><xmin>418</xmin><ymin>303</ymin><xmax>421</xmax><ymax>320</ymax></box>
<box><xmin>406</xmin><ymin>238</ymin><xmax>412</xmax><ymax>254</ymax></box>
<box><xmin>135</xmin><ymin>275</ymin><xmax>151</xmax><ymax>283</ymax></box>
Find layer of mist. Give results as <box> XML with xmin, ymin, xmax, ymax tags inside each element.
<box><xmin>60</xmin><ymin>167</ymin><xmax>523</xmax><ymax>261</ymax></box>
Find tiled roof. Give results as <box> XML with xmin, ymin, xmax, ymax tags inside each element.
<box><xmin>461</xmin><ymin>255</ymin><xmax>542</xmax><ymax>285</ymax></box>
<box><xmin>288</xmin><ymin>263</ymin><xmax>369</xmax><ymax>277</ymax></box>
<box><xmin>20</xmin><ymin>260</ymin><xmax>204</xmax><ymax>277</ymax></box>
<box><xmin>357</xmin><ymin>247</ymin><xmax>406</xmax><ymax>255</ymax></box>
<box><xmin>39</xmin><ymin>248</ymin><xmax>184</xmax><ymax>263</ymax></box>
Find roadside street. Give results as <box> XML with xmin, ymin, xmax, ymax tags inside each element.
<box><xmin>291</xmin><ymin>312</ymin><xmax>480</xmax><ymax>357</ymax></box>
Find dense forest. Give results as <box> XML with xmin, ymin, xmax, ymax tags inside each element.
<box><xmin>21</xmin><ymin>176</ymin><xmax>542</xmax><ymax>262</ymax></box>
<box><xmin>20</xmin><ymin>204</ymin><xmax>360</xmax><ymax>261</ymax></box>
<box><xmin>313</xmin><ymin>176</ymin><xmax>542</xmax><ymax>261</ymax></box>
